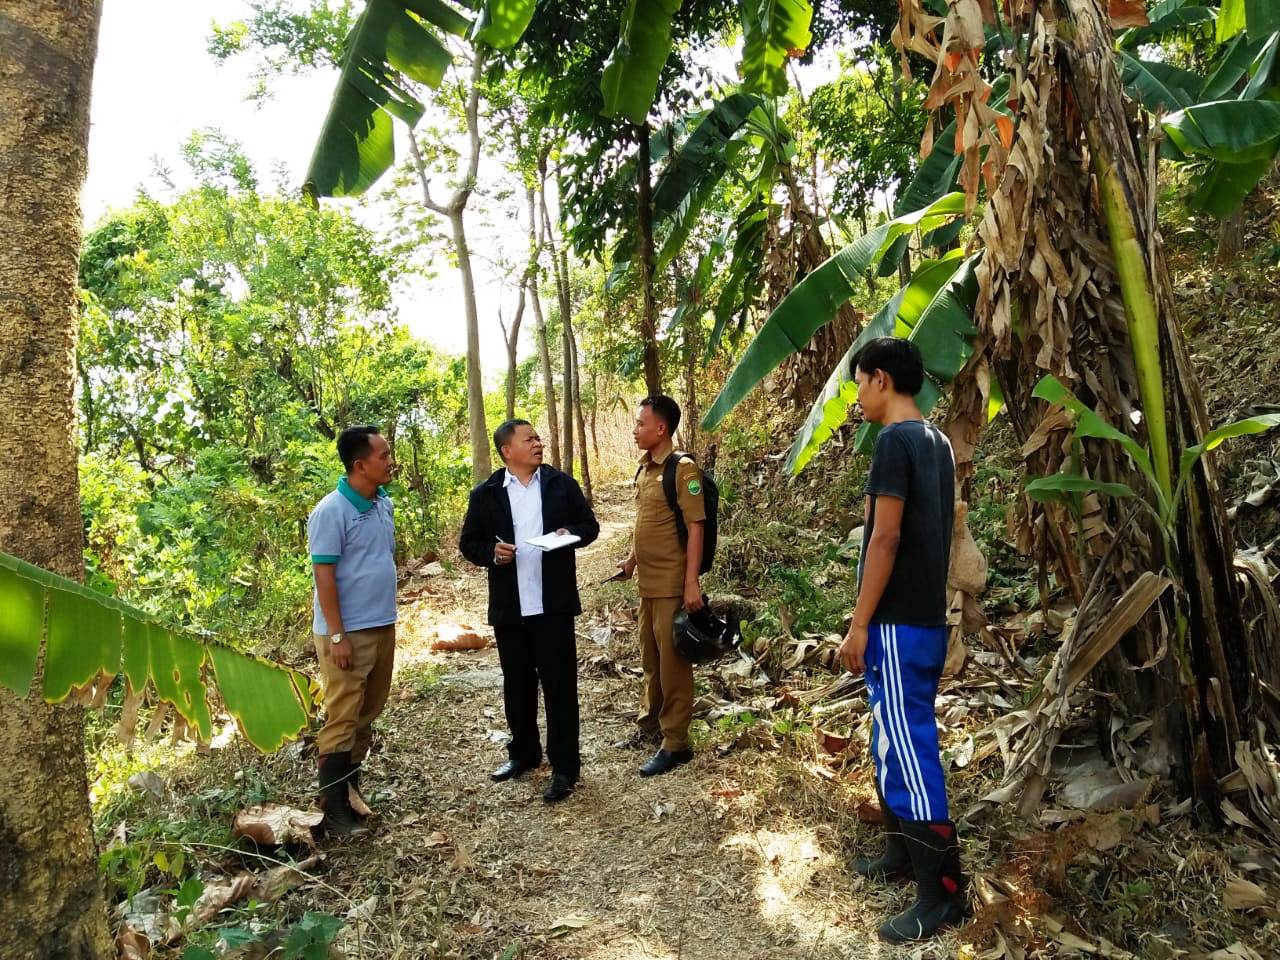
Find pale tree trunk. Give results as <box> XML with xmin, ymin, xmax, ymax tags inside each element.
<box><xmin>529</xmin><ymin>273</ymin><xmax>560</xmax><ymax>467</ymax></box>
<box><xmin>500</xmin><ymin>286</ymin><xmax>525</xmax><ymax>421</ymax></box>
<box><xmin>451</xmin><ymin>208</ymin><xmax>491</xmax><ymax>479</ymax></box>
<box><xmin>570</xmin><ymin>326</ymin><xmax>592</xmax><ymax>504</ymax></box>
<box><xmin>538</xmin><ymin>158</ymin><xmax>575</xmax><ymax>476</ymax></box>
<box><xmin>636</xmin><ymin>123</ymin><xmax>662</xmax><ymax>395</ymax></box>
<box><xmin>530</xmin><ymin>175</ymin><xmax>560</xmax><ymax>466</ymax></box>
<box><xmin>0</xmin><ymin>3</ymin><xmax>114</xmax><ymax>957</ymax></box>
<box><xmin>408</xmin><ymin>53</ymin><xmax>490</xmax><ymax>481</ymax></box>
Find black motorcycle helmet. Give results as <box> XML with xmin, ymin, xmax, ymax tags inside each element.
<box><xmin>673</xmin><ymin>603</ymin><xmax>741</xmax><ymax>664</ymax></box>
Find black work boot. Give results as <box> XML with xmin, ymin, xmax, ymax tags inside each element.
<box><xmin>877</xmin><ymin>820</ymin><xmax>967</xmax><ymax>943</ymax></box>
<box><xmin>852</xmin><ymin>783</ymin><xmax>911</xmax><ymax>883</ymax></box>
<box><xmin>318</xmin><ymin>752</ymin><xmax>369</xmax><ymax>838</ymax></box>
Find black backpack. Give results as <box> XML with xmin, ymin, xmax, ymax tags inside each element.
<box><xmin>636</xmin><ymin>452</ymin><xmax>719</xmax><ymax>574</ymax></box>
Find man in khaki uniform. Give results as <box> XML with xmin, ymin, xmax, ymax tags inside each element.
<box><xmin>616</xmin><ymin>395</ymin><xmax>706</xmax><ymax>777</ymax></box>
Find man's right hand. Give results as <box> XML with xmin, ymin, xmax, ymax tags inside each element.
<box><xmin>494</xmin><ymin>542</ymin><xmax>517</xmax><ymax>566</ymax></box>
<box><xmin>331</xmin><ymin>637</ymin><xmax>354</xmax><ymax>670</ymax></box>
<box><xmin>616</xmin><ymin>556</ymin><xmax>637</xmax><ymax>580</ymax></box>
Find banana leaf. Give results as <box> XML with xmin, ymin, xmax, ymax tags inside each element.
<box><xmin>738</xmin><ymin>0</ymin><xmax>813</xmax><ymax>96</ymax></box>
<box><xmin>1119</xmin><ymin>2</ymin><xmax>1215</xmax><ymax>48</ymax></box>
<box><xmin>702</xmin><ymin>192</ymin><xmax>967</xmax><ymax>430</ymax></box>
<box><xmin>1201</xmin><ymin>31</ymin><xmax>1270</xmax><ymax>100</ymax></box>
<box><xmin>1161</xmin><ymin>99</ymin><xmax>1280</xmax><ymax>213</ymax></box>
<box><xmin>1219</xmin><ymin>0</ymin><xmax>1247</xmax><ymax>42</ymax></box>
<box><xmin>600</xmin><ymin>0</ymin><xmax>682</xmax><ymax>125</ymax></box>
<box><xmin>784</xmin><ymin>250</ymin><xmax>964</xmax><ymax>474</ymax></box>
<box><xmin>1025</xmin><ymin>473</ymin><xmax>1141</xmax><ymax>503</ymax></box>
<box><xmin>304</xmin><ymin>0</ymin><xmax>469</xmax><ymax>198</ymax></box>
<box><xmin>1246</xmin><ymin>0</ymin><xmax>1280</xmax><ymax>38</ymax></box>
<box><xmin>0</xmin><ymin>549</ymin><xmax>311</xmax><ymax>753</ymax></box>
<box><xmin>1120</xmin><ymin>52</ymin><xmax>1202</xmax><ymax>112</ymax></box>
<box><xmin>707</xmin><ymin>203</ymin><xmax>770</xmax><ymax>358</ymax></box>
<box><xmin>853</xmin><ymin>252</ymin><xmax>980</xmax><ymax>453</ymax></box>
<box><xmin>470</xmin><ymin>0</ymin><xmax>537</xmax><ymax>49</ymax></box>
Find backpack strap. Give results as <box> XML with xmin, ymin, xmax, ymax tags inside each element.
<box><xmin>663</xmin><ymin>452</ymin><xmax>693</xmax><ymax>546</ymax></box>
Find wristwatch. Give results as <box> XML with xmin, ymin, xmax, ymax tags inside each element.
<box><xmin>329</xmin><ymin>632</ymin><xmax>345</xmax><ymax>645</ymax></box>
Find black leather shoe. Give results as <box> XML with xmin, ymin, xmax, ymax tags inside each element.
<box><xmin>543</xmin><ymin>772</ymin><xmax>576</xmax><ymax>804</ymax></box>
<box><xmin>490</xmin><ymin>759</ymin><xmax>535</xmax><ymax>782</ymax></box>
<box><xmin>639</xmin><ymin>748</ymin><xmax>693</xmax><ymax>777</ymax></box>
<box><xmin>613</xmin><ymin>729</ymin><xmax>661</xmax><ymax>750</ymax></box>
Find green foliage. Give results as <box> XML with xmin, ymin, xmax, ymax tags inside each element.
<box><xmin>304</xmin><ymin>0</ymin><xmax>471</xmax><ymax>197</ymax></box>
<box><xmin>600</xmin><ymin>0</ymin><xmax>683</xmax><ymax>125</ymax></box>
<box><xmin>471</xmin><ymin>0</ymin><xmax>538</xmax><ymax>49</ymax></box>
<box><xmin>1161</xmin><ymin>99</ymin><xmax>1280</xmax><ymax>215</ymax></box>
<box><xmin>0</xmin><ymin>548</ymin><xmax>311</xmax><ymax>752</ymax></box>
<box><xmin>785</xmin><ymin>250</ymin><xmax>966</xmax><ymax>473</ymax></box>
<box><xmin>702</xmin><ymin>192</ymin><xmax>967</xmax><ymax>431</ymax></box>
<box><xmin>78</xmin><ymin>142</ymin><xmax>473</xmax><ymax>648</ymax></box>
<box><xmin>803</xmin><ymin>51</ymin><xmax>926</xmax><ymax>222</ymax></box>
<box><xmin>738</xmin><ymin>0</ymin><xmax>813</xmax><ymax>96</ymax></box>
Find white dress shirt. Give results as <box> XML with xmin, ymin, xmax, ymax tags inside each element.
<box><xmin>504</xmin><ymin>467</ymin><xmax>545</xmax><ymax>617</ymax></box>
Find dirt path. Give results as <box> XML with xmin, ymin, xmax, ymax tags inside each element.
<box><xmin>320</xmin><ymin>484</ymin><xmax>915</xmax><ymax>960</ymax></box>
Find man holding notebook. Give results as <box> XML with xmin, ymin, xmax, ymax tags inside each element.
<box><xmin>459</xmin><ymin>419</ymin><xmax>599</xmax><ymax>802</ymax></box>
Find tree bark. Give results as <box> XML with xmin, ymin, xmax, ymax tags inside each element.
<box><xmin>636</xmin><ymin>123</ymin><xmax>663</xmax><ymax>395</ymax></box>
<box><xmin>501</xmin><ymin>285</ymin><xmax>526</xmax><ymax>421</ymax></box>
<box><xmin>0</xmin><ymin>3</ymin><xmax>114</xmax><ymax>957</ymax></box>
<box><xmin>1216</xmin><ymin>206</ymin><xmax>1244</xmax><ymax>264</ymax></box>
<box><xmin>407</xmin><ymin>53</ymin><xmax>490</xmax><ymax>482</ymax></box>
<box><xmin>528</xmin><ymin>274</ymin><xmax>560</xmax><ymax>468</ymax></box>
<box><xmin>570</xmin><ymin>323</ymin><xmax>592</xmax><ymax>504</ymax></box>
<box><xmin>450</xmin><ymin>207</ymin><xmax>492</xmax><ymax>480</ymax></box>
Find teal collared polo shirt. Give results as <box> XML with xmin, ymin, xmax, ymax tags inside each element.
<box><xmin>307</xmin><ymin>477</ymin><xmax>397</xmax><ymax>634</ymax></box>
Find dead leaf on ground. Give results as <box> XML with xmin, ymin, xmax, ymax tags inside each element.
<box><xmin>431</xmin><ymin>623</ymin><xmax>489</xmax><ymax>651</ymax></box>
<box><xmin>817</xmin><ymin>729</ymin><xmax>852</xmax><ymax>756</ymax></box>
<box><xmin>116</xmin><ymin>927</ymin><xmax>150</xmax><ymax>960</ymax></box>
<box><xmin>233</xmin><ymin>803</ymin><xmax>324</xmax><ymax>848</ymax></box>
<box><xmin>451</xmin><ymin>841</ymin><xmax>476</xmax><ymax>870</ymax></box>
<box><xmin>549</xmin><ymin>914</ymin><xmax>594</xmax><ymax>936</ymax></box>
<box><xmin>1223</xmin><ymin>876</ymin><xmax>1270</xmax><ymax>910</ymax></box>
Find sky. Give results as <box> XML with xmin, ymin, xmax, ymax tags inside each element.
<box><xmin>83</xmin><ymin>1</ymin><xmax>842</xmax><ymax>378</ymax></box>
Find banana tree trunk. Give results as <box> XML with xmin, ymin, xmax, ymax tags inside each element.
<box><xmin>940</xmin><ymin>0</ymin><xmax>1264</xmax><ymax>817</ymax></box>
<box><xmin>0</xmin><ymin>2</ymin><xmax>114</xmax><ymax>956</ymax></box>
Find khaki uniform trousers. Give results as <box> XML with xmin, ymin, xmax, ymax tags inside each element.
<box><xmin>315</xmin><ymin>624</ymin><xmax>396</xmax><ymax>761</ymax></box>
<box><xmin>636</xmin><ymin>596</ymin><xmax>693</xmax><ymax>752</ymax></box>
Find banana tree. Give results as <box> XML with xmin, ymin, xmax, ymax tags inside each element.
<box><xmin>702</xmin><ymin>0</ymin><xmax>1280</xmax><ymax>834</ymax></box>
<box><xmin>0</xmin><ymin>550</ymin><xmax>313</xmax><ymax>753</ymax></box>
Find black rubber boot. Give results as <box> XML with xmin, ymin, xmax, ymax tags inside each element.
<box><xmin>877</xmin><ymin>820</ymin><xmax>967</xmax><ymax>944</ymax></box>
<box><xmin>318</xmin><ymin>752</ymin><xmax>369</xmax><ymax>838</ymax></box>
<box><xmin>852</xmin><ymin>783</ymin><xmax>912</xmax><ymax>882</ymax></box>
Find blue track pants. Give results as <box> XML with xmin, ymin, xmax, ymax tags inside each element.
<box><xmin>865</xmin><ymin>621</ymin><xmax>949</xmax><ymax>822</ymax></box>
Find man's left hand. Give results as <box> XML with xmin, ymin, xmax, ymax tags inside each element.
<box><xmin>683</xmin><ymin>581</ymin><xmax>705</xmax><ymax>613</ymax></box>
<box><xmin>838</xmin><ymin>622</ymin><xmax>868</xmax><ymax>675</ymax></box>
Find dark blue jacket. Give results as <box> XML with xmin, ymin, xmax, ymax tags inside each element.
<box><xmin>458</xmin><ymin>465</ymin><xmax>600</xmax><ymax>626</ymax></box>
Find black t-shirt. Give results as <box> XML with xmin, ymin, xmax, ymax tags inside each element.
<box><xmin>858</xmin><ymin>419</ymin><xmax>955</xmax><ymax>626</ymax></box>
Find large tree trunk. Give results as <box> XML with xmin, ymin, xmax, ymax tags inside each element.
<box><xmin>0</xmin><ymin>3</ymin><xmax>114</xmax><ymax>957</ymax></box>
<box><xmin>451</xmin><ymin>208</ymin><xmax>491</xmax><ymax>480</ymax></box>
<box><xmin>635</xmin><ymin>123</ymin><xmax>663</xmax><ymax>395</ymax></box>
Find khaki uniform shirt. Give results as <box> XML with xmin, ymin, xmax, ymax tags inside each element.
<box><xmin>634</xmin><ymin>440</ymin><xmax>706</xmax><ymax>598</ymax></box>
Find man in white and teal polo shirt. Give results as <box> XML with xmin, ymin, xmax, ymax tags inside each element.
<box><xmin>307</xmin><ymin>425</ymin><xmax>398</xmax><ymax>838</ymax></box>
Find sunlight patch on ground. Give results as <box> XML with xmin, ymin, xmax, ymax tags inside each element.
<box><xmin>723</xmin><ymin>827</ymin><xmax>829</xmax><ymax>925</ymax></box>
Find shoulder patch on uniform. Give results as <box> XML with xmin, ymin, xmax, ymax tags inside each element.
<box><xmin>687</xmin><ymin>478</ymin><xmax>702</xmax><ymax>495</ymax></box>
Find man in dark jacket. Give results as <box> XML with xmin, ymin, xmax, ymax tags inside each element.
<box><xmin>459</xmin><ymin>419</ymin><xmax>599</xmax><ymax>802</ymax></box>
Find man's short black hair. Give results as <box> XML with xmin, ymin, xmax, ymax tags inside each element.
<box><xmin>337</xmin><ymin>425</ymin><xmax>381</xmax><ymax>473</ymax></box>
<box><xmin>851</xmin><ymin>337</ymin><xmax>925</xmax><ymax>396</ymax></box>
<box><xmin>493</xmin><ymin>418</ymin><xmax>532</xmax><ymax>461</ymax></box>
<box><xmin>640</xmin><ymin>395</ymin><xmax>681</xmax><ymax>434</ymax></box>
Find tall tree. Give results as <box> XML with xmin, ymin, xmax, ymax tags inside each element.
<box><xmin>407</xmin><ymin>52</ymin><xmax>491</xmax><ymax>480</ymax></box>
<box><xmin>0</xmin><ymin>2</ymin><xmax>113</xmax><ymax>955</ymax></box>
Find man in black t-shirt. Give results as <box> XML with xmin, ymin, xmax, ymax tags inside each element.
<box><xmin>836</xmin><ymin>337</ymin><xmax>967</xmax><ymax>944</ymax></box>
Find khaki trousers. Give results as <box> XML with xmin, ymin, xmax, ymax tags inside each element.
<box><xmin>315</xmin><ymin>624</ymin><xmax>396</xmax><ymax>760</ymax></box>
<box><xmin>636</xmin><ymin>596</ymin><xmax>693</xmax><ymax>752</ymax></box>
